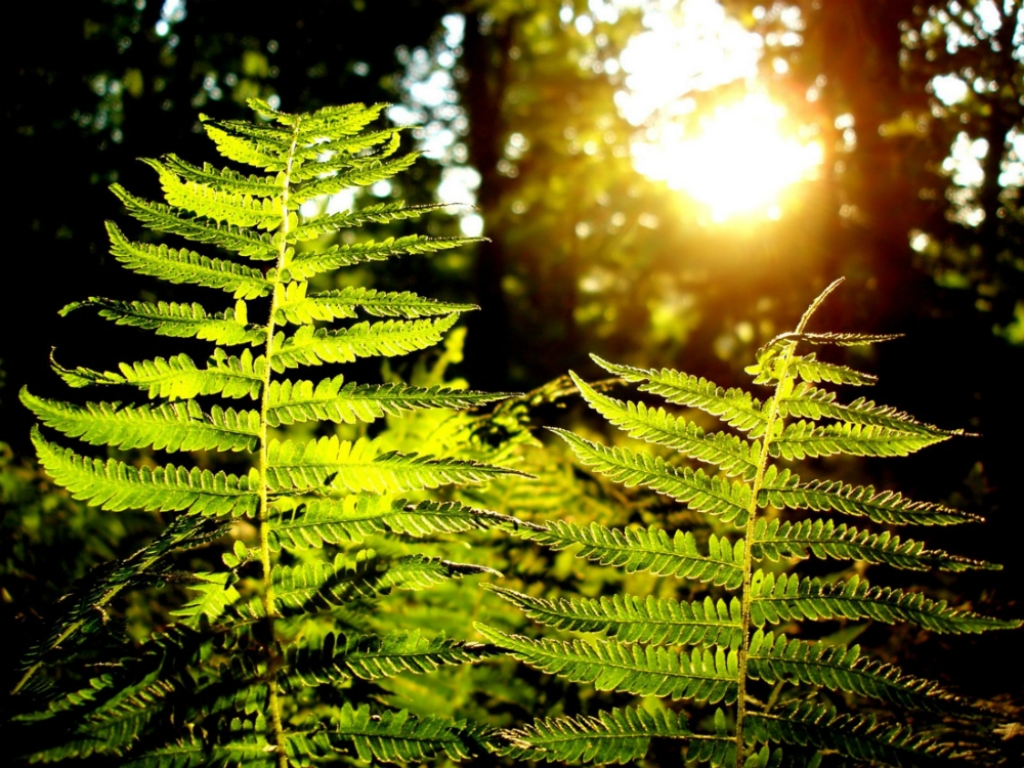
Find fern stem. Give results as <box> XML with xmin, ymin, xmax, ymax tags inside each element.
<box><xmin>734</xmin><ymin>279</ymin><xmax>842</xmax><ymax>766</ymax></box>
<box><xmin>257</xmin><ymin>115</ymin><xmax>302</xmax><ymax>768</ymax></box>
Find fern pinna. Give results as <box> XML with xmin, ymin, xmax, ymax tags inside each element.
<box><xmin>478</xmin><ymin>279</ymin><xmax>1021</xmax><ymax>767</ymax></box>
<box><xmin>14</xmin><ymin>99</ymin><xmax>526</xmax><ymax>766</ymax></box>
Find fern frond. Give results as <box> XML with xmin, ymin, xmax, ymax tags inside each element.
<box><xmin>746</xmin><ymin>702</ymin><xmax>948</xmax><ymax>767</ymax></box>
<box><xmin>747</xmin><ymin>630</ymin><xmax>971</xmax><ymax>713</ymax></box>
<box><xmin>267</xmin><ymin>496</ymin><xmax>524</xmax><ymax>550</ymax></box>
<box><xmin>476</xmin><ymin>625</ymin><xmax>738</xmax><ymax>704</ymax></box>
<box><xmin>54</xmin><ymin>348</ymin><xmax>265</xmax><ymax>400</ymax></box>
<box><xmin>749</xmin><ymin>571</ymin><xmax>1021</xmax><ymax>633</ymax></box>
<box><xmin>274</xmin><ymin>283</ymin><xmax>475</xmax><ymax>324</ymax></box>
<box><xmin>760</xmin><ymin>467</ymin><xmax>982</xmax><ymax>526</ymax></box>
<box><xmin>552</xmin><ymin>429</ymin><xmax>752</xmax><ymax>525</ymax></box>
<box><xmin>790</xmin><ymin>352</ymin><xmax>877</xmax><ymax>386</ymax></box>
<box><xmin>171</xmin><ymin>572</ymin><xmax>241</xmax><ymax>625</ymax></box>
<box><xmin>486</xmin><ymin>585</ymin><xmax>743</xmax><ymax>647</ymax></box>
<box><xmin>287</xmin><ymin>202</ymin><xmax>447</xmax><ymax>242</ymax></box>
<box><xmin>570</xmin><ymin>372</ymin><xmax>760</xmax><ymax>480</ymax></box>
<box><xmin>292</xmin><ymin>152</ymin><xmax>419</xmax><ymax>201</ymax></box>
<box><xmin>106</xmin><ymin>223</ymin><xmax>272</xmax><ymax>299</ymax></box>
<box><xmin>524</xmin><ymin>519</ymin><xmax>744</xmax><ymax>587</ymax></box>
<box><xmin>201</xmin><ymin>122</ymin><xmax>289</xmax><ymax>171</ymax></box>
<box><xmin>33</xmin><ymin>427</ymin><xmax>258</xmax><ymax>515</ymax></box>
<box><xmin>265</xmin><ymin>436</ymin><xmax>525</xmax><ymax>494</ymax></box>
<box><xmin>111</xmin><ymin>184</ymin><xmax>276</xmax><ymax>259</ymax></box>
<box><xmin>269</xmin><ymin>315</ymin><xmax>460</xmax><ymax>372</ymax></box>
<box><xmin>590</xmin><ymin>355</ymin><xmax>768</xmax><ymax>433</ymax></box>
<box><xmin>286</xmin><ymin>235</ymin><xmax>475</xmax><ymax>280</ymax></box>
<box><xmin>498</xmin><ymin>706</ymin><xmax>693</xmax><ymax>765</ymax></box>
<box><xmin>265</xmin><ymin>375</ymin><xmax>505</xmax><ymax>427</ymax></box>
<box><xmin>157</xmin><ymin>154</ymin><xmax>281</xmax><ymax>197</ymax></box>
<box><xmin>772</xmin><ymin>420</ymin><xmax>950</xmax><ymax>460</ymax></box>
<box><xmin>22</xmin><ymin>390</ymin><xmax>259</xmax><ymax>452</ymax></box>
<box><xmin>63</xmin><ymin>297</ymin><xmax>264</xmax><ymax>346</ymax></box>
<box><xmin>752</xmin><ymin>517</ymin><xmax>997</xmax><ymax>571</ymax></box>
<box><xmin>320</xmin><ymin>703</ymin><xmax>481</xmax><ymax>763</ymax></box>
<box><xmin>780</xmin><ymin>384</ymin><xmax>957</xmax><ymax>436</ymax></box>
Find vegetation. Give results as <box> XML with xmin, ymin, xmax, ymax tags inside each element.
<box><xmin>481</xmin><ymin>278</ymin><xmax>1022</xmax><ymax>765</ymax></box>
<box><xmin>11</xmin><ymin>99</ymin><xmax>528</xmax><ymax>765</ymax></box>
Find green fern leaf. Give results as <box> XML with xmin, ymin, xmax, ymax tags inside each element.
<box><xmin>33</xmin><ymin>427</ymin><xmax>258</xmax><ymax>516</ymax></box>
<box><xmin>287</xmin><ymin>202</ymin><xmax>447</xmax><ymax>242</ymax></box>
<box><xmin>570</xmin><ymin>372</ymin><xmax>760</xmax><ymax>480</ymax></box>
<box><xmin>53</xmin><ymin>348</ymin><xmax>265</xmax><ymax>400</ymax></box>
<box><xmin>746</xmin><ymin>702</ymin><xmax>948</xmax><ymax>767</ymax></box>
<box><xmin>498</xmin><ymin>706</ymin><xmax>693</xmax><ymax>765</ymax></box>
<box><xmin>486</xmin><ymin>585</ymin><xmax>743</xmax><ymax>647</ymax></box>
<box><xmin>324</xmin><ymin>702</ymin><xmax>481</xmax><ymax>763</ymax></box>
<box><xmin>749</xmin><ymin>571</ymin><xmax>1021</xmax><ymax>633</ymax></box>
<box><xmin>267</xmin><ymin>496</ymin><xmax>523</xmax><ymax>550</ymax></box>
<box><xmin>780</xmin><ymin>383</ymin><xmax>957</xmax><ymax>436</ymax></box>
<box><xmin>274</xmin><ymin>283</ymin><xmax>476</xmax><ymax>324</ymax></box>
<box><xmin>269</xmin><ymin>315</ymin><xmax>460</xmax><ymax>372</ymax></box>
<box><xmin>292</xmin><ymin>152</ymin><xmax>419</xmax><ymax>201</ymax></box>
<box><xmin>111</xmin><ymin>184</ymin><xmax>276</xmax><ymax>259</ymax></box>
<box><xmin>476</xmin><ymin>624</ymin><xmax>738</xmax><ymax>704</ymax></box>
<box><xmin>591</xmin><ymin>355</ymin><xmax>768</xmax><ymax>434</ymax></box>
<box><xmin>759</xmin><ymin>466</ymin><xmax>982</xmax><ymax>525</ymax></box>
<box><xmin>772</xmin><ymin>420</ymin><xmax>950</xmax><ymax>460</ymax></box>
<box><xmin>286</xmin><ymin>235</ymin><xmax>476</xmax><ymax>280</ymax></box>
<box><xmin>552</xmin><ymin>428</ymin><xmax>752</xmax><ymax>525</ymax></box>
<box><xmin>22</xmin><ymin>390</ymin><xmax>259</xmax><ymax>452</ymax></box>
<box><xmin>752</xmin><ymin>517</ymin><xmax>997</xmax><ymax>571</ymax></box>
<box><xmin>63</xmin><ymin>297</ymin><xmax>264</xmax><ymax>346</ymax></box>
<box><xmin>747</xmin><ymin>630</ymin><xmax>971</xmax><ymax>713</ymax></box>
<box><xmin>171</xmin><ymin>572</ymin><xmax>241</xmax><ymax>625</ymax></box>
<box><xmin>523</xmin><ymin>519</ymin><xmax>744</xmax><ymax>587</ymax></box>
<box><xmin>265</xmin><ymin>436</ymin><xmax>525</xmax><ymax>494</ymax></box>
<box><xmin>790</xmin><ymin>352</ymin><xmax>877</xmax><ymax>386</ymax></box>
<box><xmin>156</xmin><ymin>154</ymin><xmax>281</xmax><ymax>197</ymax></box>
<box><xmin>265</xmin><ymin>375</ymin><xmax>506</xmax><ymax>427</ymax></box>
<box><xmin>106</xmin><ymin>222</ymin><xmax>272</xmax><ymax>299</ymax></box>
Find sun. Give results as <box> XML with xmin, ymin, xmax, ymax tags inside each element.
<box><xmin>617</xmin><ymin>0</ymin><xmax>822</xmax><ymax>222</ymax></box>
<box><xmin>634</xmin><ymin>94</ymin><xmax>823</xmax><ymax>222</ymax></box>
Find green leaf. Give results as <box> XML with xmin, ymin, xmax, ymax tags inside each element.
<box><xmin>570</xmin><ymin>371</ymin><xmax>760</xmax><ymax>480</ymax></box>
<box><xmin>106</xmin><ymin>222</ymin><xmax>272</xmax><ymax>299</ymax></box>
<box><xmin>269</xmin><ymin>315</ymin><xmax>460</xmax><ymax>372</ymax></box>
<box><xmin>274</xmin><ymin>283</ymin><xmax>476</xmax><ymax>324</ymax></box>
<box><xmin>486</xmin><ymin>585</ymin><xmax>743</xmax><ymax>647</ymax></box>
<box><xmin>287</xmin><ymin>235</ymin><xmax>476</xmax><ymax>280</ymax></box>
<box><xmin>32</xmin><ymin>427</ymin><xmax>258</xmax><ymax>516</ymax></box>
<box><xmin>523</xmin><ymin>519</ymin><xmax>744</xmax><ymax>588</ymax></box>
<box><xmin>265</xmin><ymin>374</ymin><xmax>507</xmax><ymax>426</ymax></box>
<box><xmin>772</xmin><ymin>420</ymin><xmax>950</xmax><ymax>460</ymax></box>
<box><xmin>63</xmin><ymin>297</ymin><xmax>264</xmax><ymax>346</ymax></box>
<box><xmin>591</xmin><ymin>355</ymin><xmax>768</xmax><ymax>433</ymax></box>
<box><xmin>22</xmin><ymin>389</ymin><xmax>259</xmax><ymax>452</ymax></box>
<box><xmin>552</xmin><ymin>428</ymin><xmax>752</xmax><ymax>525</ymax></box>
<box><xmin>476</xmin><ymin>624</ymin><xmax>738</xmax><ymax>704</ymax></box>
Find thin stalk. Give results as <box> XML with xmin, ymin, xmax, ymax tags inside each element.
<box><xmin>257</xmin><ymin>115</ymin><xmax>302</xmax><ymax>768</ymax></box>
<box><xmin>734</xmin><ymin>279</ymin><xmax>844</xmax><ymax>766</ymax></box>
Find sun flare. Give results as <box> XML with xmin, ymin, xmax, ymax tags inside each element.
<box><xmin>634</xmin><ymin>94</ymin><xmax>823</xmax><ymax>222</ymax></box>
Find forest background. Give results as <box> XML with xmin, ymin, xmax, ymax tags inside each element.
<box><xmin>2</xmin><ymin>0</ymin><xmax>1022</xmax><ymax>735</ymax></box>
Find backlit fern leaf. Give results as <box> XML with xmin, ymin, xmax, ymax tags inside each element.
<box><xmin>476</xmin><ymin>625</ymin><xmax>738</xmax><ymax>704</ymax></box>
<box><xmin>523</xmin><ymin>519</ymin><xmax>744</xmax><ymax>587</ymax></box>
<box><xmin>497</xmin><ymin>706</ymin><xmax>693</xmax><ymax>765</ymax></box>
<box><xmin>63</xmin><ymin>297</ymin><xmax>265</xmax><ymax>346</ymax></box>
<box><xmin>486</xmin><ymin>585</ymin><xmax>743</xmax><ymax>647</ymax></box>
<box><xmin>16</xmin><ymin>99</ymin><xmax>516</xmax><ymax>765</ymax></box>
<box><xmin>265</xmin><ymin>375</ymin><xmax>506</xmax><ymax>426</ymax></box>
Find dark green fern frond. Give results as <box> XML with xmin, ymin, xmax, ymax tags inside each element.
<box><xmin>498</xmin><ymin>706</ymin><xmax>694</xmax><ymax>765</ymax></box>
<box><xmin>486</xmin><ymin>585</ymin><xmax>743</xmax><ymax>647</ymax></box>
<box><xmin>523</xmin><ymin>518</ymin><xmax>744</xmax><ymax>587</ymax></box>
<box><xmin>477</xmin><ymin>624</ymin><xmax>738</xmax><ymax>704</ymax></box>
